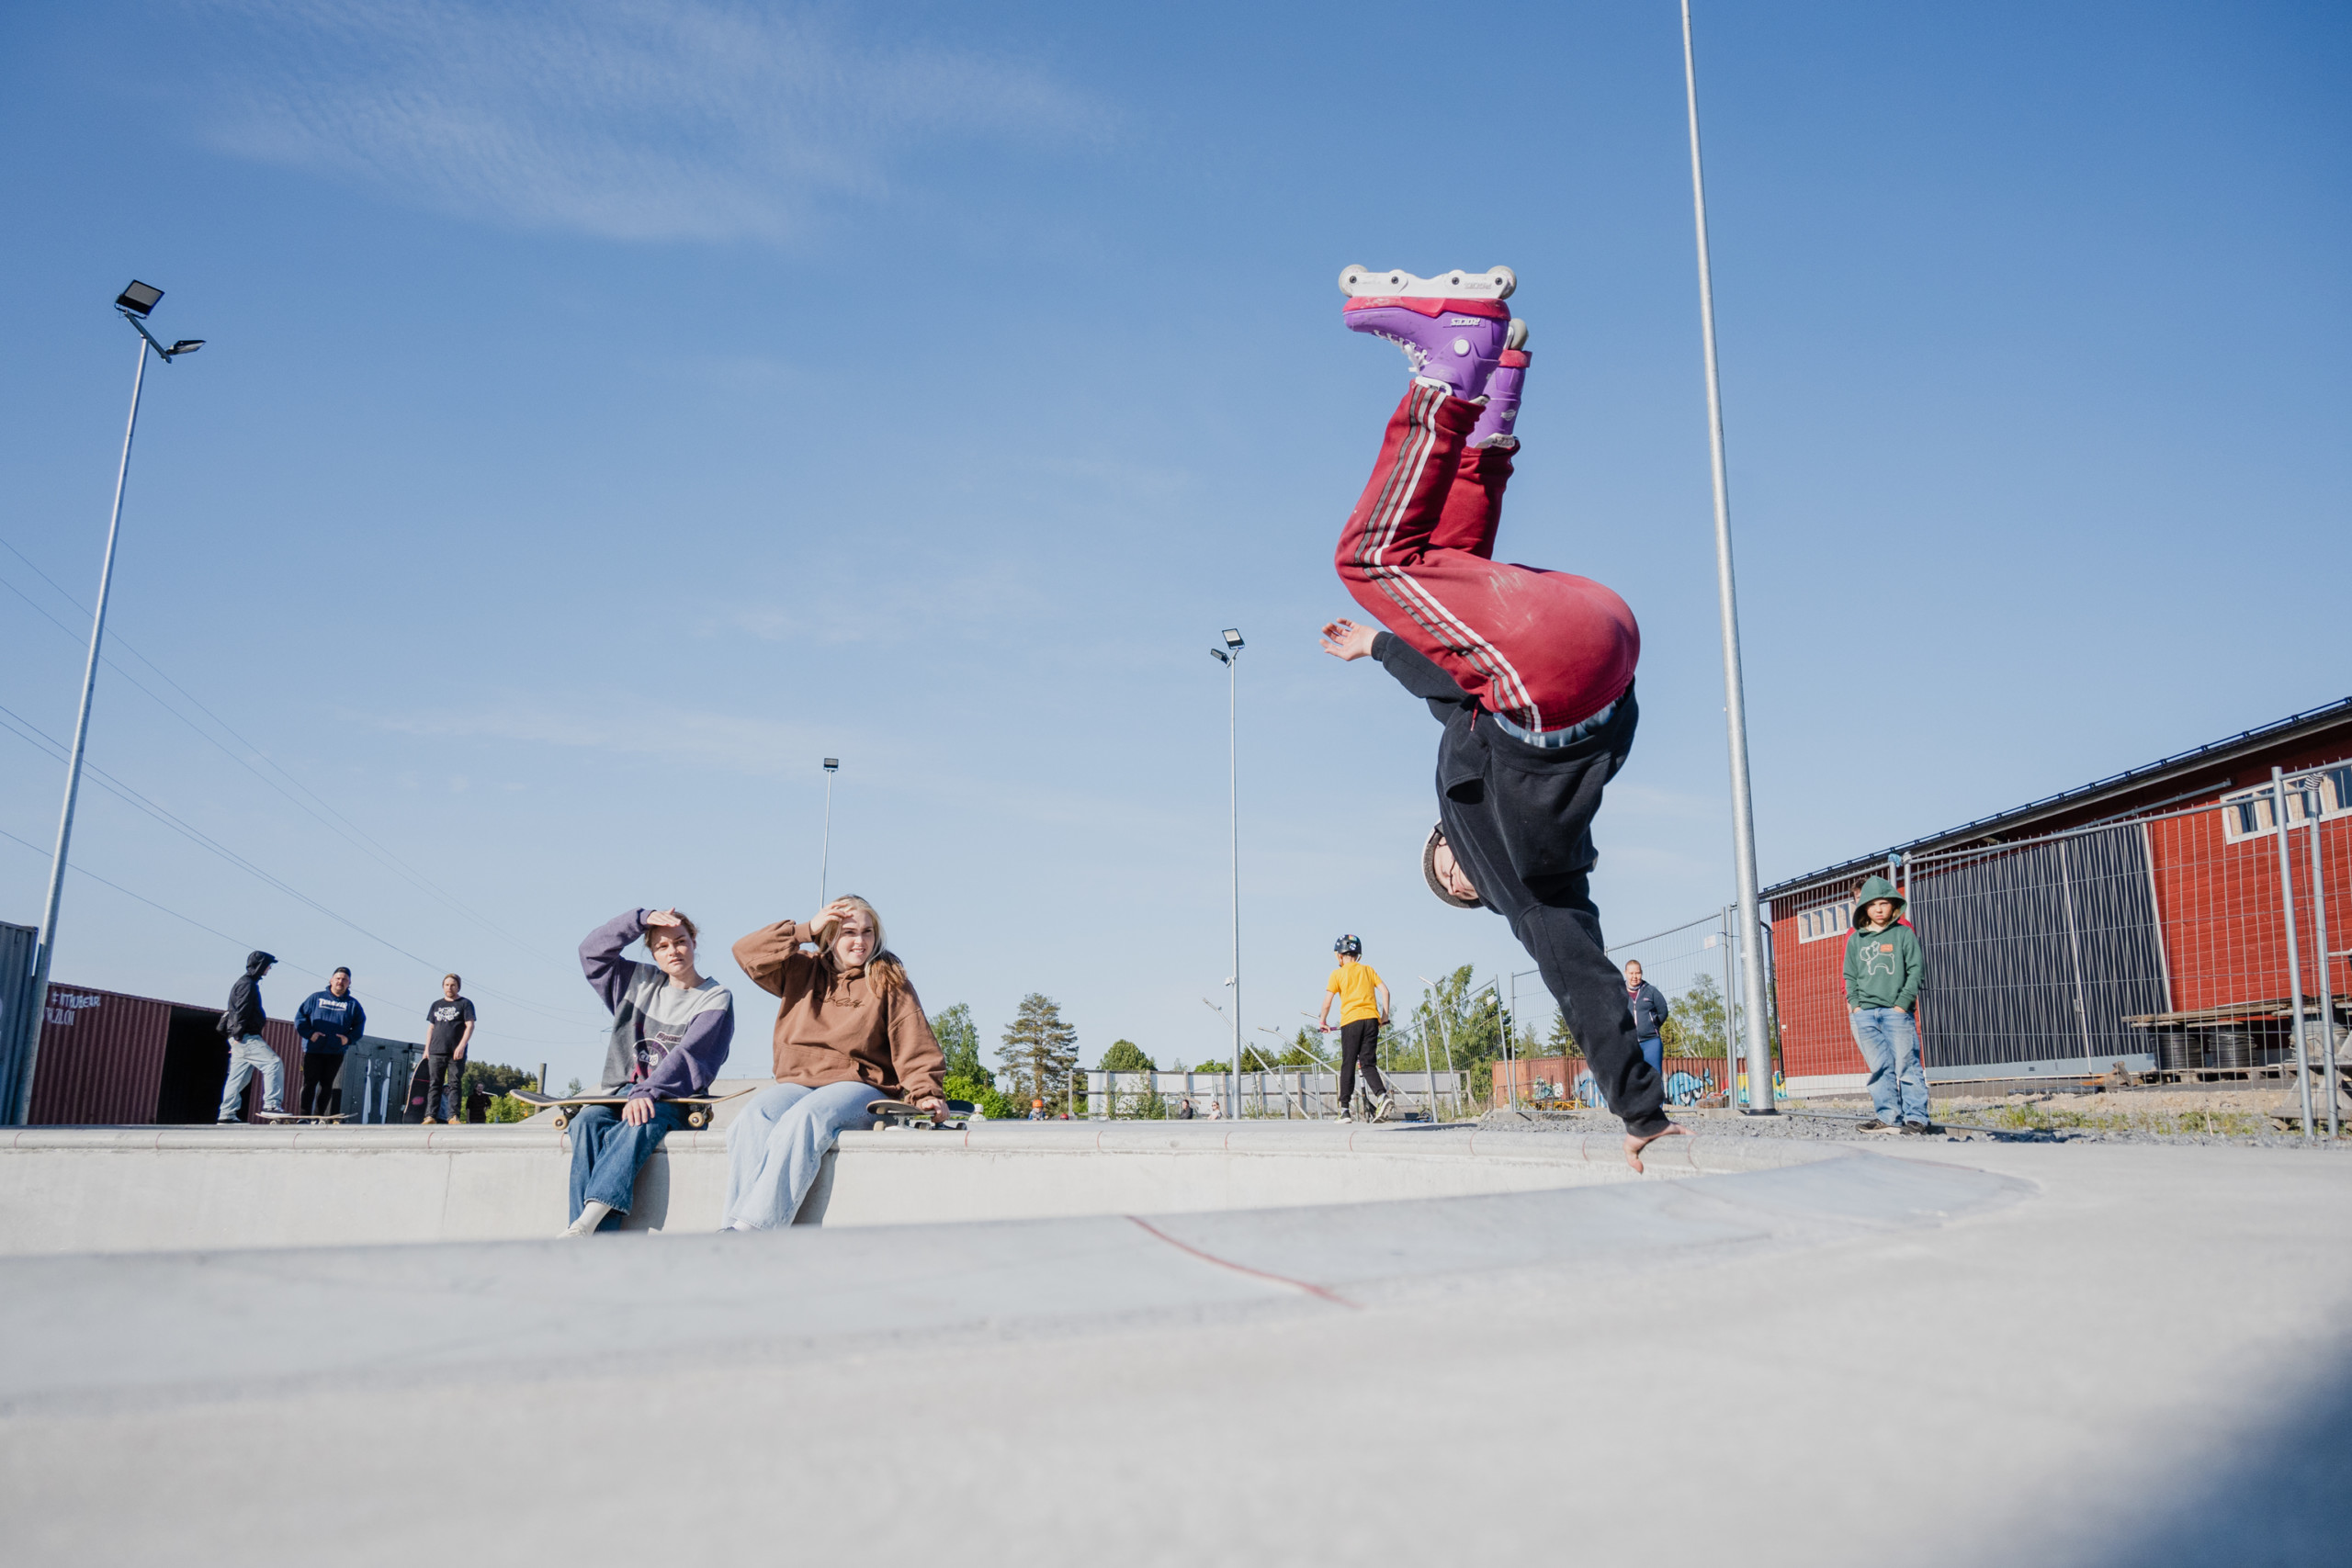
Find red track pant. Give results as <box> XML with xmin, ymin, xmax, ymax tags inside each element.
<box><xmin>1335</xmin><ymin>383</ymin><xmax>1639</xmax><ymax>732</ymax></box>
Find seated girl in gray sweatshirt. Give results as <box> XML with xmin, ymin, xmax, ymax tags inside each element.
<box><xmin>561</xmin><ymin>908</ymin><xmax>734</xmax><ymax>1236</ymax></box>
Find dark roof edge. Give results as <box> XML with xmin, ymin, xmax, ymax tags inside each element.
<box><xmin>1759</xmin><ymin>695</ymin><xmax>2352</xmax><ymax>903</ymax></box>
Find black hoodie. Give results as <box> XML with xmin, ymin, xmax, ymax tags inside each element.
<box><xmin>220</xmin><ymin>950</ymin><xmax>277</xmax><ymax>1037</ymax></box>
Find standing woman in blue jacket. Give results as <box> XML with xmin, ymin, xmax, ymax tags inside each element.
<box><xmin>294</xmin><ymin>967</ymin><xmax>367</xmax><ymax>1118</ymax></box>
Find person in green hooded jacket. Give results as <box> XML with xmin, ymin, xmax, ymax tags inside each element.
<box><xmin>1845</xmin><ymin>874</ymin><xmax>1928</xmax><ymax>1133</ymax></box>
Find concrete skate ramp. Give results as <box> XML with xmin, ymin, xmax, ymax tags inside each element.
<box><xmin>0</xmin><ymin>1145</ymin><xmax>2022</xmax><ymax>1416</ymax></box>
<box><xmin>0</xmin><ymin>1120</ymin><xmax>1835</xmax><ymax>1257</ymax></box>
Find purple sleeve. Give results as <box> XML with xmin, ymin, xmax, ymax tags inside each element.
<box><xmin>580</xmin><ymin>909</ymin><xmax>648</xmax><ymax>1015</ymax></box>
<box><xmin>630</xmin><ymin>1006</ymin><xmax>733</xmax><ymax>1100</ymax></box>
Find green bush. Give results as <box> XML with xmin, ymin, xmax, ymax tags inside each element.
<box><xmin>944</xmin><ymin>1070</ymin><xmax>1021</xmax><ymax>1121</ymax></box>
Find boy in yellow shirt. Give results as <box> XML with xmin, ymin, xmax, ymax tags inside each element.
<box><xmin>1318</xmin><ymin>935</ymin><xmax>1393</xmax><ymax>1121</ymax></box>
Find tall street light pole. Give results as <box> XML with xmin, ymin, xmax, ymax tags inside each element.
<box><xmin>12</xmin><ymin>282</ymin><xmax>205</xmax><ymax>1125</ymax></box>
<box><xmin>1679</xmin><ymin>4</ymin><xmax>1777</xmax><ymax>1114</ymax></box>
<box><xmin>1210</xmin><ymin>629</ymin><xmax>1244</xmax><ymax>1107</ymax></box>
<box><xmin>819</xmin><ymin>757</ymin><xmax>840</xmax><ymax>908</ymax></box>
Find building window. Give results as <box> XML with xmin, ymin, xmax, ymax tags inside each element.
<box><xmin>2220</xmin><ymin>761</ymin><xmax>2352</xmax><ymax>841</ymax></box>
<box><xmin>1797</xmin><ymin>900</ymin><xmax>1854</xmax><ymax>944</ymax></box>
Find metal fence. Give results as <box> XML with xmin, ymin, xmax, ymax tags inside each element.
<box><xmin>1081</xmin><ymin>1068</ymin><xmax>1467</xmax><ymax>1121</ymax></box>
<box><xmin>1490</xmin><ymin>907</ymin><xmax>1786</xmax><ymax>1111</ymax></box>
<box><xmin>1769</xmin><ymin>767</ymin><xmax>2350</xmax><ymax>1136</ymax></box>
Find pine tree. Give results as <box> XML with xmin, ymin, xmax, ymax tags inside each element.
<box><xmin>998</xmin><ymin>993</ymin><xmax>1080</xmax><ymax>1112</ymax></box>
<box><xmin>1546</xmin><ymin>1010</ymin><xmax>1581</xmax><ymax>1058</ymax></box>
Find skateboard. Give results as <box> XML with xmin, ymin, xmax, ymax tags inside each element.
<box><xmin>511</xmin><ymin>1087</ymin><xmax>753</xmax><ymax>1131</ymax></box>
<box><xmin>254</xmin><ymin>1111</ymin><xmax>353</xmax><ymax>1124</ymax></box>
<box><xmin>866</xmin><ymin>1098</ymin><xmax>974</xmax><ymax>1132</ymax></box>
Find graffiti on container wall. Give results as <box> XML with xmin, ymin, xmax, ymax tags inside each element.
<box><xmin>44</xmin><ymin>992</ymin><xmax>103</xmax><ymax>1026</ymax></box>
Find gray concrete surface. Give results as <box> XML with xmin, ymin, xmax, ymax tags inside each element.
<box><xmin>1</xmin><ymin>1131</ymin><xmax>2347</xmax><ymax>1565</ymax></box>
<box><xmin>0</xmin><ymin>1120</ymin><xmax>1811</xmax><ymax>1254</ymax></box>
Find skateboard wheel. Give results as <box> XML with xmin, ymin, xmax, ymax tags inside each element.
<box><xmin>687</xmin><ymin>1110</ymin><xmax>707</xmax><ymax>1129</ymax></box>
<box><xmin>551</xmin><ymin>1111</ymin><xmax>570</xmax><ymax>1131</ymax></box>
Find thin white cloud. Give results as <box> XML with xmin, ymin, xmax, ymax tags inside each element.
<box><xmin>190</xmin><ymin>0</ymin><xmax>1110</xmax><ymax>242</ymax></box>
<box><xmin>371</xmin><ymin>696</ymin><xmax>819</xmax><ymax>776</ymax></box>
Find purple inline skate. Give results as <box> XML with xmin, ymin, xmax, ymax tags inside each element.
<box><xmin>1338</xmin><ymin>264</ymin><xmax>1516</xmax><ymax>400</ymax></box>
<box><xmin>1468</xmin><ymin>319</ymin><xmax>1530</xmax><ymax>447</ymax></box>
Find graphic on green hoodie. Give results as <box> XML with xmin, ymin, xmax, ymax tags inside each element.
<box><xmin>1844</xmin><ymin>874</ymin><xmax>1924</xmax><ymax>1011</ymax></box>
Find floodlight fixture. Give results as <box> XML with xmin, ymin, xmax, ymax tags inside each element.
<box><xmin>167</xmin><ymin>340</ymin><xmax>204</xmax><ymax>357</ymax></box>
<box><xmin>115</xmin><ymin>280</ymin><xmax>163</xmax><ymax>317</ymax></box>
<box><xmin>822</xmin><ymin>757</ymin><xmax>839</xmax><ymax>773</ymax></box>
<box><xmin>1222</xmin><ymin>628</ymin><xmax>1244</xmax><ymax>649</ymax></box>
<box><xmin>1208</xmin><ymin>646</ymin><xmax>1229</xmax><ymax>665</ymax></box>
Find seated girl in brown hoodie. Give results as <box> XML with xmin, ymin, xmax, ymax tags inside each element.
<box><xmin>720</xmin><ymin>897</ymin><xmax>947</xmax><ymax>1230</ymax></box>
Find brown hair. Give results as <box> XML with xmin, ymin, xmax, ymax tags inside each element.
<box><xmin>442</xmin><ymin>973</ymin><xmax>462</xmax><ymax>987</ymax></box>
<box><xmin>648</xmin><ymin>912</ymin><xmax>699</xmax><ymax>944</ymax></box>
<box><xmin>822</xmin><ymin>895</ymin><xmax>908</xmax><ymax>995</ymax></box>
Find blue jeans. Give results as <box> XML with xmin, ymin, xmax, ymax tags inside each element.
<box><xmin>218</xmin><ymin>1035</ymin><xmax>284</xmax><ymax>1121</ymax></box>
<box><xmin>1849</xmin><ymin>1007</ymin><xmax>1928</xmax><ymax>1126</ymax></box>
<box><xmin>723</xmin><ymin>1080</ymin><xmax>877</xmax><ymax>1230</ymax></box>
<box><xmin>567</xmin><ymin>1100</ymin><xmax>689</xmax><ymax>1229</ymax></box>
<box><xmin>1638</xmin><ymin>1035</ymin><xmax>1663</xmax><ymax>1076</ymax></box>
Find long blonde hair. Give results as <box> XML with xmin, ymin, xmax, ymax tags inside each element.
<box><xmin>822</xmin><ymin>895</ymin><xmax>908</xmax><ymax>995</ymax></box>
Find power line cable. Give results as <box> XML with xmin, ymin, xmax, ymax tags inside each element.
<box><xmin>0</xmin><ymin>703</ymin><xmax>594</xmax><ymax>1027</ymax></box>
<box><xmin>0</xmin><ymin>822</ymin><xmax>592</xmax><ymax>1049</ymax></box>
<box><xmin>0</xmin><ymin>540</ymin><xmax>577</xmax><ymax>976</ymax></box>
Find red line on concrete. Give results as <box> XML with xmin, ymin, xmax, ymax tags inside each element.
<box><xmin>1125</xmin><ymin>1214</ymin><xmax>1357</xmax><ymax>1308</ymax></box>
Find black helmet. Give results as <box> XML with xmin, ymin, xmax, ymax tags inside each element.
<box><xmin>1334</xmin><ymin>934</ymin><xmax>1363</xmax><ymax>957</ymax></box>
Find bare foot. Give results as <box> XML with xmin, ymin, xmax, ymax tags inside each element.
<box><xmin>1624</xmin><ymin>1122</ymin><xmax>1691</xmax><ymax>1173</ymax></box>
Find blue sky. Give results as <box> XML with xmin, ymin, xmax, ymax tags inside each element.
<box><xmin>1</xmin><ymin>1</ymin><xmax>2344</xmax><ymax>1085</ymax></box>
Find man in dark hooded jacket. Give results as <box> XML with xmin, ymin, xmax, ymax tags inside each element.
<box><xmin>217</xmin><ymin>950</ymin><xmax>285</xmax><ymax>1123</ymax></box>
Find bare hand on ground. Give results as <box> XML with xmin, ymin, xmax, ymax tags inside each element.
<box><xmin>1624</xmin><ymin>1122</ymin><xmax>1690</xmax><ymax>1173</ymax></box>
<box><xmin>1319</xmin><ymin>618</ymin><xmax>1377</xmax><ymax>661</ymax></box>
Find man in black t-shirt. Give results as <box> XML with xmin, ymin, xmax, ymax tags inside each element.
<box><xmin>421</xmin><ymin>974</ymin><xmax>477</xmax><ymax>1125</ymax></box>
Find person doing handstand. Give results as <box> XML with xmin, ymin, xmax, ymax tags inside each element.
<box><xmin>1319</xmin><ymin>277</ymin><xmax>1683</xmax><ymax>1170</ymax></box>
<box><xmin>564</xmin><ymin>908</ymin><xmax>736</xmax><ymax>1236</ymax></box>
<box><xmin>722</xmin><ymin>897</ymin><xmax>946</xmax><ymax>1231</ymax></box>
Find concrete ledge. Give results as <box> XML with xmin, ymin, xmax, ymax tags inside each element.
<box><xmin>0</xmin><ymin>1120</ymin><xmax>1841</xmax><ymax>1257</ymax></box>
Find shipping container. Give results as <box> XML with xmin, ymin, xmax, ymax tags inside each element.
<box><xmin>0</xmin><ymin>920</ymin><xmax>37</xmax><ymax>1122</ymax></box>
<box><xmin>25</xmin><ymin>979</ymin><xmax>302</xmax><ymax>1125</ymax></box>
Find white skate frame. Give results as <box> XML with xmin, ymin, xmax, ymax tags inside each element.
<box><xmin>1338</xmin><ymin>265</ymin><xmax>1516</xmax><ymax>301</ymax></box>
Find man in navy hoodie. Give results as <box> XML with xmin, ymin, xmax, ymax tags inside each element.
<box><xmin>294</xmin><ymin>967</ymin><xmax>367</xmax><ymax>1118</ymax></box>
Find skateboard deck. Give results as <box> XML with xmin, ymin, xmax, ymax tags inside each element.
<box><xmin>254</xmin><ymin>1111</ymin><xmax>352</xmax><ymax>1124</ymax></box>
<box><xmin>865</xmin><ymin>1098</ymin><xmax>973</xmax><ymax>1131</ymax></box>
<box><xmin>512</xmin><ymin>1087</ymin><xmax>754</xmax><ymax>1131</ymax></box>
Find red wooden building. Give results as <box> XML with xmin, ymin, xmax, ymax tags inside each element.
<box><xmin>1762</xmin><ymin>697</ymin><xmax>2352</xmax><ymax>1095</ymax></box>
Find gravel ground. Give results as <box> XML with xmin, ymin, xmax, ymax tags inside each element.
<box><xmin>1480</xmin><ymin>1098</ymin><xmax>2352</xmax><ymax>1150</ymax></box>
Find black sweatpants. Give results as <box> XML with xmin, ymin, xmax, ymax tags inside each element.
<box><xmin>1438</xmin><ymin>717</ymin><xmax>1668</xmax><ymax>1138</ymax></box>
<box><xmin>423</xmin><ymin>1052</ymin><xmax>459</xmax><ymax>1121</ymax></box>
<box><xmin>1337</xmin><ymin>1019</ymin><xmax>1386</xmax><ymax>1110</ymax></box>
<box><xmin>300</xmin><ymin>1051</ymin><xmax>345</xmax><ymax>1117</ymax></box>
